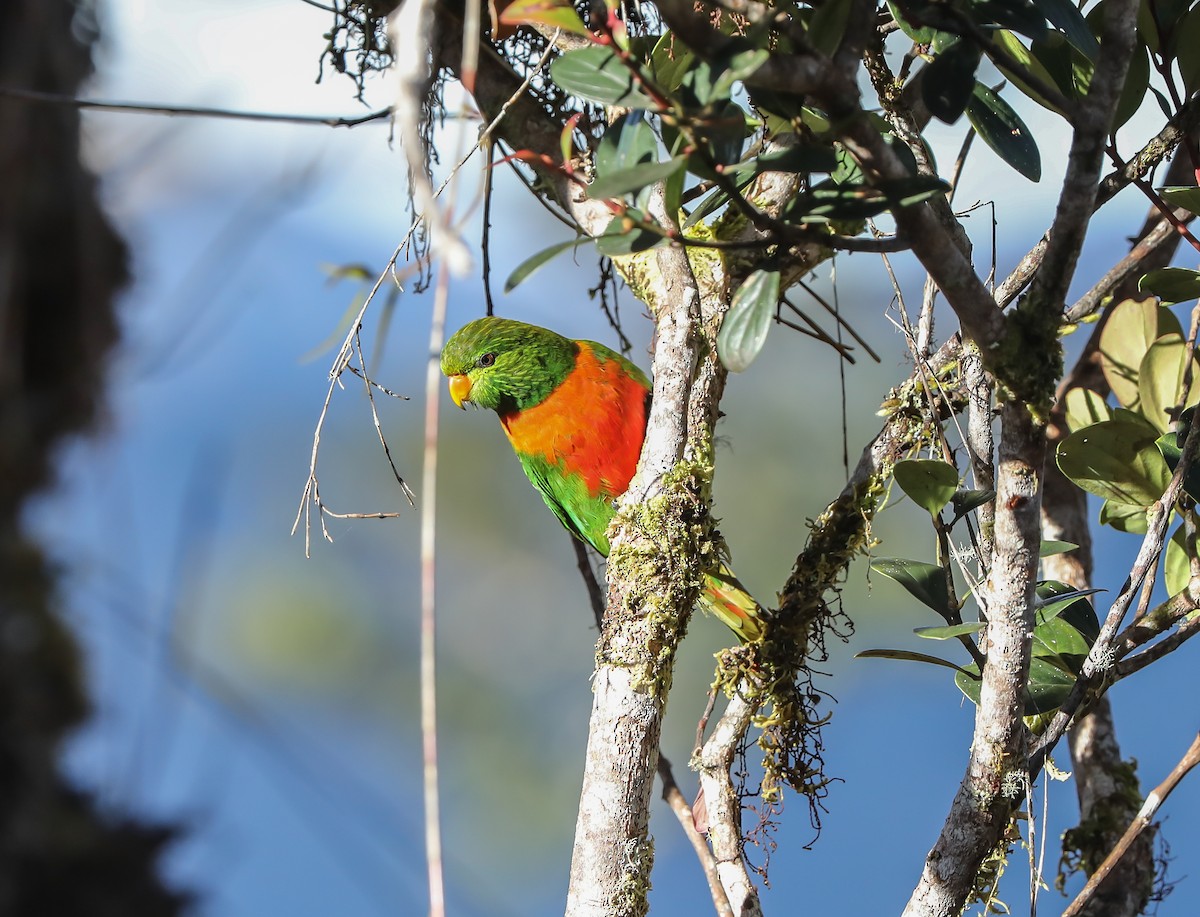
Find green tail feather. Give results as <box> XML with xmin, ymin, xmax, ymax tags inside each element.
<box><xmin>701</xmin><ymin>564</ymin><xmax>767</xmax><ymax>642</ymax></box>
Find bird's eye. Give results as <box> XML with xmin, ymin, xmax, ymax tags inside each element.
<box><xmin>478</xmin><ymin>352</ymin><xmax>497</xmax><ymax>368</ymax></box>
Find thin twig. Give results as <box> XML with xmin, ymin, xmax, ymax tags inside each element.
<box><xmin>0</xmin><ymin>86</ymin><xmax>391</xmax><ymax>126</ymax></box>
<box><xmin>1062</xmin><ymin>733</ymin><xmax>1200</xmax><ymax>917</ymax></box>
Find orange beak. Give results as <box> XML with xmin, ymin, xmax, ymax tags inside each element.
<box><xmin>448</xmin><ymin>374</ymin><xmax>472</xmax><ymax>409</ymax></box>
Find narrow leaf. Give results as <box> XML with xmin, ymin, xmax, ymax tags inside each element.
<box><xmin>588</xmin><ymin>156</ymin><xmax>687</xmax><ymax>200</ymax></box>
<box><xmin>1039</xmin><ymin>540</ymin><xmax>1078</xmax><ymax>557</ymax></box>
<box><xmin>913</xmin><ymin>622</ymin><xmax>985</xmax><ymax>640</ymax></box>
<box><xmin>966</xmin><ymin>82</ymin><xmax>1041</xmax><ymax>181</ymax></box>
<box><xmin>856</xmin><ymin>649</ymin><xmax>977</xmax><ymax>677</ymax></box>
<box><xmin>1160</xmin><ymin>187</ymin><xmax>1200</xmax><ymax>217</ymax></box>
<box><xmin>1037</xmin><ymin>0</ymin><xmax>1100</xmax><ymax>58</ymax></box>
<box><xmin>505</xmin><ymin>237</ymin><xmax>591</xmax><ymax>292</ymax></box>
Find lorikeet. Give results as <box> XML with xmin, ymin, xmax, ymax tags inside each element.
<box><xmin>441</xmin><ymin>316</ymin><xmax>765</xmax><ymax>641</ymax></box>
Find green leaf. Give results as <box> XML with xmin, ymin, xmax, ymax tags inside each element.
<box><xmin>1137</xmin><ymin>334</ymin><xmax>1200</xmax><ymax>433</ymax></box>
<box><xmin>1037</xmin><ymin>0</ymin><xmax>1100</xmax><ymax>59</ymax></box>
<box><xmin>894</xmin><ymin>459</ymin><xmax>959</xmax><ymax>516</ymax></box>
<box><xmin>595</xmin><ymin>210</ymin><xmax>667</xmax><ymax>256</ymax></box>
<box><xmin>1034</xmin><ymin>583</ymin><xmax>1101</xmax><ymax>638</ymax></box>
<box><xmin>588</xmin><ymin>156</ymin><xmax>687</xmax><ymax>200</ymax></box>
<box><xmin>1155</xmin><ymin>429</ymin><xmax>1200</xmax><ymax>503</ymax></box>
<box><xmin>1063</xmin><ymin>386</ymin><xmax>1112</xmax><ymax>432</ymax></box>
<box><xmin>878</xmin><ymin>175</ymin><xmax>952</xmax><ymax>208</ymax></box>
<box><xmin>913</xmin><ymin>622</ymin><xmax>985</xmax><ymax>640</ymax></box>
<box><xmin>1177</xmin><ymin>5</ymin><xmax>1200</xmax><ymax>95</ymax></box>
<box><xmin>990</xmin><ymin>29</ymin><xmax>1067</xmax><ymax>114</ymax></box>
<box><xmin>1099</xmin><ymin>499</ymin><xmax>1149</xmax><ymax>534</ymax></box>
<box><xmin>871</xmin><ymin>557</ymin><xmax>954</xmax><ymax>621</ymax></box>
<box><xmin>1032</xmin><ymin>616</ymin><xmax>1092</xmax><ymax>669</ymax></box>
<box><xmin>923</xmin><ymin>39</ymin><xmax>984</xmax><ymax>123</ymax></box>
<box><xmin>720</xmin><ymin>143</ymin><xmax>840</xmax><ymax>180</ymax></box>
<box><xmin>1113</xmin><ymin>42</ymin><xmax>1150</xmax><ymax>130</ymax></box>
<box><xmin>972</xmin><ymin>0</ymin><xmax>1049</xmax><ymax>42</ymax></box>
<box><xmin>951</xmin><ymin>488</ymin><xmax>996</xmax><ymax>518</ymax></box>
<box><xmin>855</xmin><ymin>648</ymin><xmax>976</xmax><ymax>677</ymax></box>
<box><xmin>886</xmin><ymin>0</ymin><xmax>939</xmax><ymax>43</ymax></box>
<box><xmin>1056</xmin><ymin>419</ymin><xmax>1171</xmax><ymax>506</ymax></box>
<box><xmin>1160</xmin><ymin>187</ymin><xmax>1200</xmax><ymax>217</ymax></box>
<box><xmin>955</xmin><ymin>657</ymin><xmax>1076</xmax><ymax>715</ymax></box>
<box><xmin>498</xmin><ymin>0</ymin><xmax>590</xmax><ymax>36</ymax></box>
<box><xmin>718</xmin><ymin>268</ymin><xmax>780</xmax><ymax>372</ymax></box>
<box><xmin>1165</xmin><ymin>523</ymin><xmax>1192</xmax><ymax>597</ymax></box>
<box><xmin>1098</xmin><ymin>297</ymin><xmax>1182</xmax><ymax>409</ymax></box>
<box><xmin>1040</xmin><ymin>540</ymin><xmax>1078</xmax><ymax>557</ymax></box>
<box><xmin>807</xmin><ymin>0</ymin><xmax>851</xmax><ymax>55</ymax></box>
<box><xmin>966</xmin><ymin>82</ymin><xmax>1041</xmax><ymax>181</ymax></box>
<box><xmin>504</xmin><ymin>237</ymin><xmax>591</xmax><ymax>292</ymax></box>
<box><xmin>1139</xmin><ymin>267</ymin><xmax>1200</xmax><ymax>306</ymax></box>
<box><xmin>551</xmin><ymin>46</ymin><xmax>651</xmax><ymax>107</ymax></box>
<box><xmin>648</xmin><ymin>33</ymin><xmax>694</xmax><ymax>92</ymax></box>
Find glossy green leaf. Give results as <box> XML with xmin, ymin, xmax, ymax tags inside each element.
<box><xmin>1160</xmin><ymin>187</ymin><xmax>1200</xmax><ymax>217</ymax></box>
<box><xmin>972</xmin><ymin>0</ymin><xmax>1048</xmax><ymax>42</ymax></box>
<box><xmin>886</xmin><ymin>0</ymin><xmax>939</xmax><ymax>43</ymax></box>
<box><xmin>1038</xmin><ymin>0</ymin><xmax>1100</xmax><ymax>58</ymax></box>
<box><xmin>588</xmin><ymin>156</ymin><xmax>687</xmax><ymax>200</ymax></box>
<box><xmin>1064</xmin><ymin>386</ymin><xmax>1112</xmax><ymax>432</ymax></box>
<box><xmin>990</xmin><ymin>29</ymin><xmax>1068</xmax><ymax>114</ymax></box>
<box><xmin>1177</xmin><ymin>5</ymin><xmax>1200</xmax><ymax>95</ymax></box>
<box><xmin>913</xmin><ymin>622</ymin><xmax>984</xmax><ymax>640</ymax></box>
<box><xmin>1030</xmin><ymin>30</ymin><xmax>1090</xmax><ymax>99</ymax></box>
<box><xmin>1155</xmin><ymin>429</ymin><xmax>1200</xmax><ymax>503</ymax></box>
<box><xmin>1098</xmin><ymin>297</ymin><xmax>1182</xmax><ymax>409</ymax></box>
<box><xmin>966</xmin><ymin>82</ymin><xmax>1041</xmax><ymax>181</ymax></box>
<box><xmin>955</xmin><ymin>656</ymin><xmax>1076</xmax><ymax>715</ymax></box>
<box><xmin>856</xmin><ymin>648</ymin><xmax>976</xmax><ymax>677</ymax></box>
<box><xmin>1113</xmin><ymin>42</ymin><xmax>1150</xmax><ymax>130</ymax></box>
<box><xmin>551</xmin><ymin>46</ymin><xmax>651</xmax><ymax>107</ymax></box>
<box><xmin>718</xmin><ymin>268</ymin><xmax>780</xmax><ymax>372</ymax></box>
<box><xmin>1056</xmin><ymin>419</ymin><xmax>1171</xmax><ymax>506</ymax></box>
<box><xmin>1138</xmin><ymin>267</ymin><xmax>1200</xmax><ymax>306</ymax></box>
<box><xmin>1137</xmin><ymin>334</ymin><xmax>1200</xmax><ymax>433</ymax></box>
<box><xmin>1040</xmin><ymin>540</ymin><xmax>1079</xmax><ymax>557</ymax></box>
<box><xmin>595</xmin><ymin>211</ymin><xmax>666</xmax><ymax>256</ymax></box>
<box><xmin>894</xmin><ymin>459</ymin><xmax>959</xmax><ymax>516</ymax></box>
<box><xmin>807</xmin><ymin>0</ymin><xmax>851</xmax><ymax>54</ymax></box>
<box><xmin>951</xmin><ymin>488</ymin><xmax>996</xmax><ymax>519</ymax></box>
<box><xmin>1099</xmin><ymin>499</ymin><xmax>1149</xmax><ymax>534</ymax></box>
<box><xmin>1032</xmin><ymin>616</ymin><xmax>1092</xmax><ymax>667</ymax></box>
<box><xmin>504</xmin><ymin>237</ymin><xmax>591</xmax><ymax>292</ymax></box>
<box><xmin>878</xmin><ymin>175</ymin><xmax>952</xmax><ymax>208</ymax></box>
<box><xmin>1034</xmin><ymin>582</ymin><xmax>1101</xmax><ymax>633</ymax></box>
<box><xmin>871</xmin><ymin>557</ymin><xmax>954</xmax><ymax>620</ymax></box>
<box><xmin>648</xmin><ymin>33</ymin><xmax>694</xmax><ymax>92</ymax></box>
<box><xmin>499</xmin><ymin>0</ymin><xmax>589</xmax><ymax>36</ymax></box>
<box><xmin>923</xmin><ymin>39</ymin><xmax>983</xmax><ymax>123</ymax></box>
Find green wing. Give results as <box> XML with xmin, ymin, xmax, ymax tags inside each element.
<box><xmin>517</xmin><ymin>451</ymin><xmax>617</xmax><ymax>555</ymax></box>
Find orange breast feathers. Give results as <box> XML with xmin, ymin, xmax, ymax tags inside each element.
<box><xmin>499</xmin><ymin>342</ymin><xmax>649</xmax><ymax>498</ymax></box>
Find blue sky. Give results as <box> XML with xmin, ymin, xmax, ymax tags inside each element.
<box><xmin>27</xmin><ymin>2</ymin><xmax>1200</xmax><ymax>915</ymax></box>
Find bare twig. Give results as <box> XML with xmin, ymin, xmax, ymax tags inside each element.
<box><xmin>0</xmin><ymin>86</ymin><xmax>391</xmax><ymax>126</ymax></box>
<box><xmin>1062</xmin><ymin>733</ymin><xmax>1200</xmax><ymax>917</ymax></box>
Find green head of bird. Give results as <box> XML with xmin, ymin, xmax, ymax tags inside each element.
<box><xmin>441</xmin><ymin>316</ymin><xmax>579</xmax><ymax>413</ymax></box>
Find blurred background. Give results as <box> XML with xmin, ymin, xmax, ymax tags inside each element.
<box><xmin>16</xmin><ymin>0</ymin><xmax>1200</xmax><ymax>914</ymax></box>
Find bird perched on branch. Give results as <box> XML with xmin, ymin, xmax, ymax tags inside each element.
<box><xmin>441</xmin><ymin>316</ymin><xmax>764</xmax><ymax>641</ymax></box>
